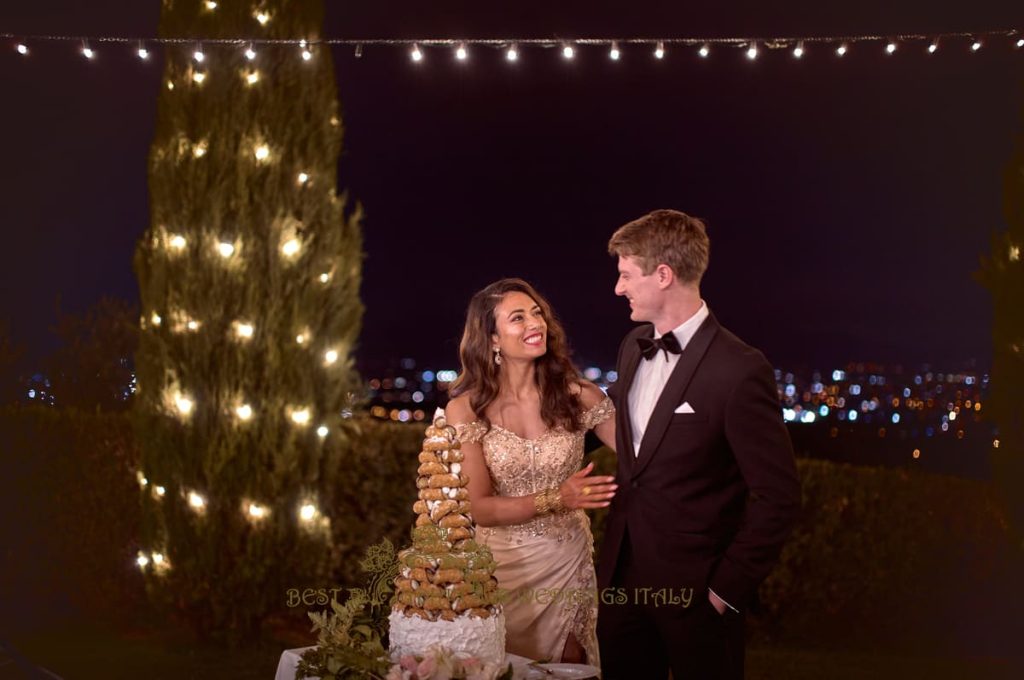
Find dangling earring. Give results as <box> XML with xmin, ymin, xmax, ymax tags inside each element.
<box><xmin>493</xmin><ymin>347</ymin><xmax>502</xmax><ymax>366</ymax></box>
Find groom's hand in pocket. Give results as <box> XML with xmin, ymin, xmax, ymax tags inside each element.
<box><xmin>708</xmin><ymin>589</ymin><xmax>728</xmax><ymax>616</ymax></box>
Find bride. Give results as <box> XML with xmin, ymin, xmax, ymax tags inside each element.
<box><xmin>446</xmin><ymin>278</ymin><xmax>617</xmax><ymax>666</ymax></box>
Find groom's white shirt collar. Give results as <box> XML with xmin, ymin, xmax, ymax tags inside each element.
<box><xmin>629</xmin><ymin>301</ymin><xmax>710</xmax><ymax>454</ymax></box>
<box><xmin>652</xmin><ymin>300</ymin><xmax>709</xmax><ymax>350</ymax></box>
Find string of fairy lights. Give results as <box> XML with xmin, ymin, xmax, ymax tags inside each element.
<box><xmin>3</xmin><ymin>22</ymin><xmax>1023</xmax><ymax>67</ymax></box>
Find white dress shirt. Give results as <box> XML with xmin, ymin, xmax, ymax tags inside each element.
<box><xmin>628</xmin><ymin>301</ymin><xmax>709</xmax><ymax>457</ymax></box>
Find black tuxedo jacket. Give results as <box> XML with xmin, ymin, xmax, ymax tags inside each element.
<box><xmin>598</xmin><ymin>311</ymin><xmax>800</xmax><ymax>610</ymax></box>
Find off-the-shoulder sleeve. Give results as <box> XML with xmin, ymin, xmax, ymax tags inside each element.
<box><xmin>582</xmin><ymin>395</ymin><xmax>616</xmax><ymax>430</ymax></box>
<box><xmin>454</xmin><ymin>420</ymin><xmax>489</xmax><ymax>445</ymax></box>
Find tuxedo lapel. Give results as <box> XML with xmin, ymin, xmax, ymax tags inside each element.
<box><xmin>616</xmin><ymin>326</ymin><xmax>651</xmax><ymax>474</ymax></box>
<box><xmin>631</xmin><ymin>314</ymin><xmax>719</xmax><ymax>480</ymax></box>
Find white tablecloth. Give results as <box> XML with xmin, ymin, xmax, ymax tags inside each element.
<box><xmin>274</xmin><ymin>648</ymin><xmax>594</xmax><ymax>680</ymax></box>
<box><xmin>274</xmin><ymin>647</ymin><xmax>315</xmax><ymax>680</ymax></box>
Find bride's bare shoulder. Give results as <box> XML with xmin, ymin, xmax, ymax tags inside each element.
<box><xmin>446</xmin><ymin>393</ymin><xmax>479</xmax><ymax>425</ymax></box>
<box><xmin>576</xmin><ymin>380</ymin><xmax>608</xmax><ymax>409</ymax></box>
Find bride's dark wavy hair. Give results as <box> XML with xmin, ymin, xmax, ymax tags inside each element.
<box><xmin>450</xmin><ymin>278</ymin><xmax>582</xmax><ymax>433</ymax></box>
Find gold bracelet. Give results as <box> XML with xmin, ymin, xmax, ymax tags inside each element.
<box><xmin>533</xmin><ymin>489</ymin><xmax>551</xmax><ymax>515</ymax></box>
<box><xmin>533</xmin><ymin>487</ymin><xmax>564</xmax><ymax>516</ymax></box>
<box><xmin>549</xmin><ymin>487</ymin><xmax>564</xmax><ymax>513</ymax></box>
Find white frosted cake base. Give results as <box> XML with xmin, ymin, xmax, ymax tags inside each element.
<box><xmin>388</xmin><ymin>609</ymin><xmax>506</xmax><ymax>665</ymax></box>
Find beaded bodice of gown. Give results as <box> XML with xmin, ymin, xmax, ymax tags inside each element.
<box><xmin>454</xmin><ymin>396</ymin><xmax>615</xmax><ymax>543</ymax></box>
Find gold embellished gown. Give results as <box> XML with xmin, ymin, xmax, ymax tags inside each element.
<box><xmin>455</xmin><ymin>397</ymin><xmax>615</xmax><ymax>667</ymax></box>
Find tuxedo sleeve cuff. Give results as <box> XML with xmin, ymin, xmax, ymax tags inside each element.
<box><xmin>708</xmin><ymin>588</ymin><xmax>739</xmax><ymax>613</ymax></box>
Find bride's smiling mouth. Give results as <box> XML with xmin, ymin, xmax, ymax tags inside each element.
<box><xmin>523</xmin><ymin>332</ymin><xmax>545</xmax><ymax>346</ymax></box>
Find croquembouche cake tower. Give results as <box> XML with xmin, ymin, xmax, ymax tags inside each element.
<box><xmin>388</xmin><ymin>409</ymin><xmax>506</xmax><ymax>664</ymax></box>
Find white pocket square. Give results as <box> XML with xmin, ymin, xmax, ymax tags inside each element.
<box><xmin>674</xmin><ymin>402</ymin><xmax>696</xmax><ymax>414</ymax></box>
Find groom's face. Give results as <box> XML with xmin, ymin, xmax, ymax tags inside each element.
<box><xmin>615</xmin><ymin>255</ymin><xmax>663</xmax><ymax>323</ymax></box>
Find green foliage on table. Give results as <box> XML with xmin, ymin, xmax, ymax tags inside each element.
<box><xmin>297</xmin><ymin>540</ymin><xmax>395</xmax><ymax>679</ymax></box>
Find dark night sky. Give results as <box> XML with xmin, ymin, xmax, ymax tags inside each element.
<box><xmin>2</xmin><ymin>1</ymin><xmax>1023</xmax><ymax>376</ymax></box>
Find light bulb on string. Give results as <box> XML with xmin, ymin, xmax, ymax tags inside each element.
<box><xmin>971</xmin><ymin>40</ymin><xmax>982</xmax><ymax>52</ymax></box>
<box><xmin>81</xmin><ymin>43</ymin><xmax>95</xmax><ymax>60</ymax></box>
<box><xmin>928</xmin><ymin>40</ymin><xmax>938</xmax><ymax>54</ymax></box>
<box><xmin>746</xmin><ymin>43</ymin><xmax>758</xmax><ymax>60</ymax></box>
<box><xmin>410</xmin><ymin>44</ymin><xmax>423</xmax><ymax>62</ymax></box>
<box><xmin>151</xmin><ymin>312</ymin><xmax>162</xmax><ymax>326</ymax></box>
<box><xmin>506</xmin><ymin>44</ymin><xmax>518</xmax><ymax>61</ymax></box>
<box><xmin>193</xmin><ymin>71</ymin><xmax>206</xmax><ymax>84</ymax></box>
<box><xmin>193</xmin><ymin>140</ymin><xmax>208</xmax><ymax>158</ymax></box>
<box><xmin>167</xmin><ymin>80</ymin><xmax>175</xmax><ymax>90</ymax></box>
<box><xmin>188</xmin><ymin>491</ymin><xmax>206</xmax><ymax>510</ymax></box>
<box><xmin>248</xmin><ymin>503</ymin><xmax>268</xmax><ymax>519</ymax></box>
<box><xmin>354</xmin><ymin>44</ymin><xmax>363</xmax><ymax>58</ymax></box>
<box><xmin>136</xmin><ymin>553</ymin><xmax>149</xmax><ymax>568</ymax></box>
<box><xmin>562</xmin><ymin>44</ymin><xmax>575</xmax><ymax>60</ymax></box>
<box><xmin>319</xmin><ymin>272</ymin><xmax>330</xmax><ymax>283</ymax></box>
<box><xmin>169</xmin><ymin>234</ymin><xmax>187</xmax><ymax>250</ymax></box>
<box><xmin>205</xmin><ymin>1</ymin><xmax>218</xmax><ymax>9</ymax></box>
<box><xmin>793</xmin><ymin>42</ymin><xmax>804</xmax><ymax>58</ymax></box>
<box><xmin>255</xmin><ymin>11</ymin><xmax>270</xmax><ymax>26</ymax></box>
<box><xmin>699</xmin><ymin>44</ymin><xmax>710</xmax><ymax>58</ymax></box>
<box><xmin>290</xmin><ymin>408</ymin><xmax>311</xmax><ymax>426</ymax></box>
<box><xmin>302</xmin><ymin>47</ymin><xmax>313</xmax><ymax>61</ymax></box>
<box><xmin>245</xmin><ymin>45</ymin><xmax>257</xmax><ymax>60</ymax></box>
<box><xmin>654</xmin><ymin>42</ymin><xmax>665</xmax><ymax>59</ymax></box>
<box><xmin>609</xmin><ymin>42</ymin><xmax>620</xmax><ymax>60</ymax></box>
<box><xmin>836</xmin><ymin>43</ymin><xmax>848</xmax><ymax>56</ymax></box>
<box><xmin>317</xmin><ymin>425</ymin><xmax>329</xmax><ymax>438</ymax></box>
<box><xmin>456</xmin><ymin>43</ymin><xmax>468</xmax><ymax>61</ymax></box>
<box><xmin>193</xmin><ymin>47</ymin><xmax>205</xmax><ymax>63</ymax></box>
<box><xmin>281</xmin><ymin>238</ymin><xmax>300</xmax><ymax>258</ymax></box>
<box><xmin>300</xmin><ymin>504</ymin><xmax>317</xmax><ymax>522</ymax></box>
<box><xmin>245</xmin><ymin>70</ymin><xmax>260</xmax><ymax>85</ymax></box>
<box><xmin>155</xmin><ymin>485</ymin><xmax>166</xmax><ymax>496</ymax></box>
<box><xmin>324</xmin><ymin>349</ymin><xmax>339</xmax><ymax>365</ymax></box>
<box><xmin>297</xmin><ymin>172</ymin><xmax>310</xmax><ymax>185</ymax></box>
<box><xmin>16</xmin><ymin>43</ymin><xmax>28</xmax><ymax>55</ymax></box>
<box><xmin>886</xmin><ymin>41</ymin><xmax>897</xmax><ymax>55</ymax></box>
<box><xmin>254</xmin><ymin>144</ymin><xmax>270</xmax><ymax>162</ymax></box>
<box><xmin>236</xmin><ymin>403</ymin><xmax>253</xmax><ymax>421</ymax></box>
<box><xmin>137</xmin><ymin>44</ymin><xmax>149</xmax><ymax>60</ymax></box>
<box><xmin>1017</xmin><ymin>39</ymin><xmax>1024</xmax><ymax>49</ymax></box>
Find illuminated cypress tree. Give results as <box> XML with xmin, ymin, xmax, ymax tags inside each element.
<box><xmin>978</xmin><ymin>104</ymin><xmax>1024</xmax><ymax>552</ymax></box>
<box><xmin>134</xmin><ymin>0</ymin><xmax>363</xmax><ymax>640</ymax></box>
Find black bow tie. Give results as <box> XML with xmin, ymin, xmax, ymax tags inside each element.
<box><xmin>638</xmin><ymin>332</ymin><xmax>682</xmax><ymax>361</ymax></box>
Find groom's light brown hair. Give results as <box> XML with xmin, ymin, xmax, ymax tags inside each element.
<box><xmin>608</xmin><ymin>209</ymin><xmax>710</xmax><ymax>285</ymax></box>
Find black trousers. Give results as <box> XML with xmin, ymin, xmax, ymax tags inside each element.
<box><xmin>597</xmin><ymin>532</ymin><xmax>745</xmax><ymax>680</ymax></box>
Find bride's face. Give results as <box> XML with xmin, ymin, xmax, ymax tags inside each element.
<box><xmin>491</xmin><ymin>291</ymin><xmax>548</xmax><ymax>363</ymax></box>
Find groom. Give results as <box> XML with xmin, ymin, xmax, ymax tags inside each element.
<box><xmin>597</xmin><ymin>209</ymin><xmax>800</xmax><ymax>679</ymax></box>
